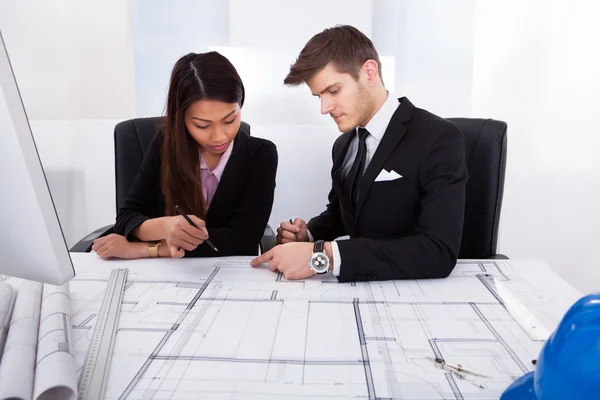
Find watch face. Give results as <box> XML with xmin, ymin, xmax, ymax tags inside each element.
<box><xmin>310</xmin><ymin>252</ymin><xmax>329</xmax><ymax>273</ymax></box>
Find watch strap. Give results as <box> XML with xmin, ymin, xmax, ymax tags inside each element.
<box><xmin>313</xmin><ymin>240</ymin><xmax>324</xmax><ymax>253</ymax></box>
<box><xmin>147</xmin><ymin>241</ymin><xmax>161</xmax><ymax>258</ymax></box>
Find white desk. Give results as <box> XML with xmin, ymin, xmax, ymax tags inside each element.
<box><xmin>64</xmin><ymin>253</ymin><xmax>581</xmax><ymax>399</ymax></box>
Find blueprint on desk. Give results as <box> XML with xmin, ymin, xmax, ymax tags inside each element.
<box><xmin>68</xmin><ymin>255</ymin><xmax>577</xmax><ymax>400</ymax></box>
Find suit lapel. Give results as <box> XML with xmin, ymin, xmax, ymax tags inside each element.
<box><xmin>333</xmin><ymin>130</ymin><xmax>355</xmax><ymax>172</ymax></box>
<box><xmin>206</xmin><ymin>130</ymin><xmax>248</xmax><ymax>221</ymax></box>
<box><xmin>331</xmin><ymin>130</ymin><xmax>356</xmax><ymax>216</ymax></box>
<box><xmin>354</xmin><ymin>97</ymin><xmax>414</xmax><ymax>218</ymax></box>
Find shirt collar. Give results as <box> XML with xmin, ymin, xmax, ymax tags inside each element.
<box><xmin>199</xmin><ymin>140</ymin><xmax>234</xmax><ymax>182</ymax></box>
<box><xmin>359</xmin><ymin>91</ymin><xmax>401</xmax><ymax>141</ymax></box>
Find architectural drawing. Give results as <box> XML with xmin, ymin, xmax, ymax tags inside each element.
<box><xmin>67</xmin><ymin>255</ymin><xmax>572</xmax><ymax>400</ymax></box>
<box><xmin>33</xmin><ymin>283</ymin><xmax>77</xmax><ymax>400</ymax></box>
<box><xmin>0</xmin><ymin>281</ymin><xmax>77</xmax><ymax>400</ymax></box>
<box><xmin>0</xmin><ymin>280</ymin><xmax>42</xmax><ymax>400</ymax></box>
<box><xmin>0</xmin><ymin>282</ymin><xmax>15</xmax><ymax>359</ymax></box>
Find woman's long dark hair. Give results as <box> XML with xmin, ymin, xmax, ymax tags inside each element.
<box><xmin>161</xmin><ymin>51</ymin><xmax>245</xmax><ymax>218</ymax></box>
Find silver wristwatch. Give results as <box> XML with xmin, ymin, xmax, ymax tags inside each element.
<box><xmin>309</xmin><ymin>240</ymin><xmax>330</xmax><ymax>274</ymax></box>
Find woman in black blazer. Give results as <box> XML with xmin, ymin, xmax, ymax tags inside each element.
<box><xmin>92</xmin><ymin>52</ymin><xmax>278</xmax><ymax>259</ymax></box>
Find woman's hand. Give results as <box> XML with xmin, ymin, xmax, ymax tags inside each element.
<box><xmin>162</xmin><ymin>215</ymin><xmax>208</xmax><ymax>257</ymax></box>
<box><xmin>92</xmin><ymin>234</ymin><xmax>146</xmax><ymax>259</ymax></box>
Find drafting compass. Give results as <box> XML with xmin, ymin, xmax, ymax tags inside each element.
<box><xmin>427</xmin><ymin>356</ymin><xmax>491</xmax><ymax>389</ymax></box>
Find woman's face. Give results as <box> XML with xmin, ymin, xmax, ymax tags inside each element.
<box><xmin>184</xmin><ymin>99</ymin><xmax>241</xmax><ymax>156</ymax></box>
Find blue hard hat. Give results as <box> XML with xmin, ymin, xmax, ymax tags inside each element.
<box><xmin>501</xmin><ymin>292</ymin><xmax>600</xmax><ymax>400</ymax></box>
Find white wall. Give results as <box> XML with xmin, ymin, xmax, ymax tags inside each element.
<box><xmin>0</xmin><ymin>0</ymin><xmax>135</xmax><ymax>119</ymax></box>
<box><xmin>131</xmin><ymin>0</ymin><xmax>230</xmax><ymax>116</ymax></box>
<box><xmin>29</xmin><ymin>120</ymin><xmax>118</xmax><ymax>246</ymax></box>
<box><xmin>0</xmin><ymin>0</ymin><xmax>135</xmax><ymax>244</ymax></box>
<box><xmin>473</xmin><ymin>0</ymin><xmax>600</xmax><ymax>293</ymax></box>
<box><xmin>371</xmin><ymin>0</ymin><xmax>476</xmax><ymax>117</ymax></box>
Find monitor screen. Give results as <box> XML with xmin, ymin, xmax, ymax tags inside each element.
<box><xmin>0</xmin><ymin>31</ymin><xmax>75</xmax><ymax>285</ymax></box>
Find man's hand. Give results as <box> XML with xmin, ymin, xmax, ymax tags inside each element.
<box><xmin>250</xmin><ymin>242</ymin><xmax>333</xmax><ymax>280</ymax></box>
<box><xmin>251</xmin><ymin>242</ymin><xmax>314</xmax><ymax>279</ymax></box>
<box><xmin>277</xmin><ymin>218</ymin><xmax>309</xmax><ymax>244</ymax></box>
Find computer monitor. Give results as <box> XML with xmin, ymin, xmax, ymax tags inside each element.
<box><xmin>0</xmin><ymin>31</ymin><xmax>75</xmax><ymax>285</ymax></box>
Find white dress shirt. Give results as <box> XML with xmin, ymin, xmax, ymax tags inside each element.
<box><xmin>308</xmin><ymin>92</ymin><xmax>401</xmax><ymax>276</ymax></box>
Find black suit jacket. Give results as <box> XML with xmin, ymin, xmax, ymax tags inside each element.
<box><xmin>114</xmin><ymin>129</ymin><xmax>278</xmax><ymax>257</ymax></box>
<box><xmin>307</xmin><ymin>97</ymin><xmax>468</xmax><ymax>282</ymax></box>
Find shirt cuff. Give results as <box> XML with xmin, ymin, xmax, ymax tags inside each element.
<box><xmin>331</xmin><ymin>241</ymin><xmax>342</xmax><ymax>277</ymax></box>
<box><xmin>307</xmin><ymin>229</ymin><xmax>315</xmax><ymax>243</ymax></box>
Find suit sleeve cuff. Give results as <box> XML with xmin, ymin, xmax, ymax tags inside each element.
<box><xmin>307</xmin><ymin>229</ymin><xmax>315</xmax><ymax>243</ymax></box>
<box><xmin>331</xmin><ymin>241</ymin><xmax>342</xmax><ymax>276</ymax></box>
<box><xmin>123</xmin><ymin>215</ymin><xmax>150</xmax><ymax>241</ymax></box>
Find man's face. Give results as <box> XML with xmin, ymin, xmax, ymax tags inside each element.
<box><xmin>306</xmin><ymin>63</ymin><xmax>373</xmax><ymax>133</ymax></box>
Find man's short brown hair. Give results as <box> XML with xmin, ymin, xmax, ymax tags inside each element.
<box><xmin>284</xmin><ymin>25</ymin><xmax>382</xmax><ymax>86</ymax></box>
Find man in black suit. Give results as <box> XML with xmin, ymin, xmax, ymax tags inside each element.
<box><xmin>251</xmin><ymin>25</ymin><xmax>467</xmax><ymax>282</ymax></box>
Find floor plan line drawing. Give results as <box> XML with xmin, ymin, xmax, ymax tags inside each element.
<box><xmin>62</xmin><ymin>255</ymin><xmax>578</xmax><ymax>399</ymax></box>
<box><xmin>470</xmin><ymin>303</ymin><xmax>529</xmax><ymax>374</ymax></box>
<box><xmin>301</xmin><ymin>301</ymin><xmax>310</xmax><ymax>385</ymax></box>
<box><xmin>364</xmin><ymin>278</ymin><xmax>403</xmax><ymax>399</ymax></box>
<box><xmin>117</xmin><ymin>266</ymin><xmax>221</xmax><ymax>399</ymax></box>
<box><xmin>445</xmin><ymin>373</ymin><xmax>463</xmax><ymax>400</ymax></box>
<box><xmin>137</xmin><ymin>355</ymin><xmax>366</xmax><ymax>364</ymax></box>
<box><xmin>264</xmin><ymin>300</ymin><xmax>285</xmax><ymax>382</ymax></box>
<box><xmin>353</xmin><ymin>299</ymin><xmax>377</xmax><ymax>399</ymax></box>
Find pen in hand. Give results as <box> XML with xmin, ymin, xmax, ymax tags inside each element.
<box><xmin>289</xmin><ymin>218</ymin><xmax>301</xmax><ymax>242</ymax></box>
<box><xmin>175</xmin><ymin>205</ymin><xmax>218</xmax><ymax>252</ymax></box>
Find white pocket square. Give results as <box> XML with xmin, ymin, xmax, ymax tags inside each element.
<box><xmin>374</xmin><ymin>169</ymin><xmax>403</xmax><ymax>182</ymax></box>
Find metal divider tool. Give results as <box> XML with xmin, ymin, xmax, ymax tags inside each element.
<box><xmin>78</xmin><ymin>268</ymin><xmax>128</xmax><ymax>400</ymax></box>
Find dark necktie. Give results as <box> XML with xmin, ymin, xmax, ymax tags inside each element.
<box><xmin>345</xmin><ymin>127</ymin><xmax>369</xmax><ymax>210</ymax></box>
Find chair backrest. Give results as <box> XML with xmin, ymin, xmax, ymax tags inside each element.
<box><xmin>114</xmin><ymin>117</ymin><xmax>251</xmax><ymax>213</ymax></box>
<box><xmin>447</xmin><ymin>118</ymin><xmax>507</xmax><ymax>259</ymax></box>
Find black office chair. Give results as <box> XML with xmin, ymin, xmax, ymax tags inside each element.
<box><xmin>70</xmin><ymin>117</ymin><xmax>276</xmax><ymax>253</ymax></box>
<box><xmin>448</xmin><ymin>118</ymin><xmax>508</xmax><ymax>259</ymax></box>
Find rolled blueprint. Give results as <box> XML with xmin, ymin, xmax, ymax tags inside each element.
<box><xmin>0</xmin><ymin>282</ymin><xmax>16</xmax><ymax>359</ymax></box>
<box><xmin>0</xmin><ymin>280</ymin><xmax>43</xmax><ymax>400</ymax></box>
<box><xmin>33</xmin><ymin>282</ymin><xmax>77</xmax><ymax>400</ymax></box>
